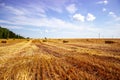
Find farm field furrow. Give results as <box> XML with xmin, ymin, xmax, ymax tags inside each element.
<box><xmin>0</xmin><ymin>39</ymin><xmax>120</xmax><ymax>80</ymax></box>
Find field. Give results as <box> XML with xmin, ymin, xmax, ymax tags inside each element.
<box><xmin>0</xmin><ymin>38</ymin><xmax>120</xmax><ymax>80</ymax></box>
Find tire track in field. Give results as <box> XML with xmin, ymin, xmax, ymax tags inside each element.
<box><xmin>34</xmin><ymin>42</ymin><xmax>120</xmax><ymax>80</ymax></box>
<box><xmin>33</xmin><ymin>42</ymin><xmax>97</xmax><ymax>79</ymax></box>
<box><xmin>68</xmin><ymin>44</ymin><xmax>120</xmax><ymax>53</ymax></box>
<box><xmin>47</xmin><ymin>41</ymin><xmax>120</xmax><ymax>64</ymax></box>
<box><xmin>37</xmin><ymin>42</ymin><xmax>120</xmax><ymax>64</ymax></box>
<box><xmin>35</xmin><ymin>43</ymin><xmax>63</xmax><ymax>58</ymax></box>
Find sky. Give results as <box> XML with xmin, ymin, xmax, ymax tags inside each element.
<box><xmin>0</xmin><ymin>0</ymin><xmax>120</xmax><ymax>38</ymax></box>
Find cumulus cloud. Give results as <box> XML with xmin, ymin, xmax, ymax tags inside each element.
<box><xmin>86</xmin><ymin>13</ymin><xmax>96</xmax><ymax>21</ymax></box>
<box><xmin>66</xmin><ymin>4</ymin><xmax>77</xmax><ymax>14</ymax></box>
<box><xmin>103</xmin><ymin>0</ymin><xmax>108</xmax><ymax>4</ymax></box>
<box><xmin>73</xmin><ymin>14</ymin><xmax>85</xmax><ymax>22</ymax></box>
<box><xmin>102</xmin><ymin>8</ymin><xmax>106</xmax><ymax>12</ymax></box>
<box><xmin>97</xmin><ymin>0</ymin><xmax>108</xmax><ymax>5</ymax></box>
<box><xmin>109</xmin><ymin>12</ymin><xmax>117</xmax><ymax>18</ymax></box>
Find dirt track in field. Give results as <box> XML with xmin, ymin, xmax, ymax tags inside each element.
<box><xmin>0</xmin><ymin>39</ymin><xmax>120</xmax><ymax>80</ymax></box>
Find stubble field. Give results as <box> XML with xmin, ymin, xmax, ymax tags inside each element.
<box><xmin>0</xmin><ymin>39</ymin><xmax>120</xmax><ymax>80</ymax></box>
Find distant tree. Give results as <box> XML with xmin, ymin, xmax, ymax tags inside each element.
<box><xmin>0</xmin><ymin>26</ymin><xmax>24</xmax><ymax>39</ymax></box>
<box><xmin>2</xmin><ymin>32</ymin><xmax>5</xmax><ymax>38</ymax></box>
<box><xmin>7</xmin><ymin>31</ymin><xmax>9</xmax><ymax>39</ymax></box>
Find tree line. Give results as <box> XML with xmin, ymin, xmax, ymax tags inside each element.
<box><xmin>0</xmin><ymin>26</ymin><xmax>24</xmax><ymax>39</ymax></box>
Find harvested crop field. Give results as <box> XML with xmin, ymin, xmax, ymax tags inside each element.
<box><xmin>0</xmin><ymin>39</ymin><xmax>120</xmax><ymax>80</ymax></box>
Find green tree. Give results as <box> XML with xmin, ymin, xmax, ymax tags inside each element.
<box><xmin>0</xmin><ymin>26</ymin><xmax>24</xmax><ymax>39</ymax></box>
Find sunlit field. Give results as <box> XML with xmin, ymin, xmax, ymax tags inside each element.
<box><xmin>0</xmin><ymin>39</ymin><xmax>120</xmax><ymax>80</ymax></box>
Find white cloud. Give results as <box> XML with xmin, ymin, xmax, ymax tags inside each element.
<box><xmin>109</xmin><ymin>12</ymin><xmax>117</xmax><ymax>18</ymax></box>
<box><xmin>103</xmin><ymin>0</ymin><xmax>108</xmax><ymax>4</ymax></box>
<box><xmin>45</xmin><ymin>30</ymin><xmax>48</xmax><ymax>33</ymax></box>
<box><xmin>0</xmin><ymin>16</ymin><xmax>81</xmax><ymax>30</ymax></box>
<box><xmin>1</xmin><ymin>3</ymin><xmax>25</xmax><ymax>16</ymax></box>
<box><xmin>28</xmin><ymin>4</ymin><xmax>45</xmax><ymax>13</ymax></box>
<box><xmin>73</xmin><ymin>14</ymin><xmax>85</xmax><ymax>22</ymax></box>
<box><xmin>102</xmin><ymin>8</ymin><xmax>106</xmax><ymax>12</ymax></box>
<box><xmin>0</xmin><ymin>2</ymin><xmax>46</xmax><ymax>17</ymax></box>
<box><xmin>0</xmin><ymin>25</ymin><xmax>23</xmax><ymax>29</ymax></box>
<box><xmin>0</xmin><ymin>19</ymin><xmax>12</xmax><ymax>24</ymax></box>
<box><xmin>115</xmin><ymin>17</ymin><xmax>120</xmax><ymax>21</ymax></box>
<box><xmin>107</xmin><ymin>12</ymin><xmax>120</xmax><ymax>22</ymax></box>
<box><xmin>86</xmin><ymin>13</ymin><xmax>96</xmax><ymax>21</ymax></box>
<box><xmin>47</xmin><ymin>6</ymin><xmax>63</xmax><ymax>13</ymax></box>
<box><xmin>97</xmin><ymin>0</ymin><xmax>108</xmax><ymax>5</ymax></box>
<box><xmin>66</xmin><ymin>4</ymin><xmax>77</xmax><ymax>14</ymax></box>
<box><xmin>40</xmin><ymin>0</ymin><xmax>67</xmax><ymax>13</ymax></box>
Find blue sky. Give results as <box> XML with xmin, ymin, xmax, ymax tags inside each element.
<box><xmin>0</xmin><ymin>0</ymin><xmax>120</xmax><ymax>38</ymax></box>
